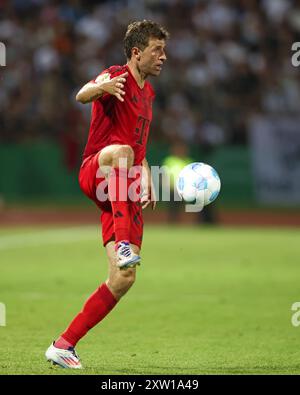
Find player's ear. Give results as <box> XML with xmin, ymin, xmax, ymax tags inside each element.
<box><xmin>132</xmin><ymin>47</ymin><xmax>141</xmax><ymax>61</ymax></box>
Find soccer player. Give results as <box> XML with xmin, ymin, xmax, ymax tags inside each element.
<box><xmin>45</xmin><ymin>20</ymin><xmax>168</xmax><ymax>369</ymax></box>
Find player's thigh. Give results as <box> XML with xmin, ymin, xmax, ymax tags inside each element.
<box><xmin>79</xmin><ymin>152</ymin><xmax>102</xmax><ymax>202</ymax></box>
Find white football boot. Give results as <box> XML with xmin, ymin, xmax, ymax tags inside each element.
<box><xmin>45</xmin><ymin>342</ymin><xmax>83</xmax><ymax>369</ymax></box>
<box><xmin>116</xmin><ymin>241</ymin><xmax>141</xmax><ymax>269</ymax></box>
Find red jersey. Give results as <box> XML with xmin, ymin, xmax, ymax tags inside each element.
<box><xmin>82</xmin><ymin>64</ymin><xmax>155</xmax><ymax>165</ymax></box>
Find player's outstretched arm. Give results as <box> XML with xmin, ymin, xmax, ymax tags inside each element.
<box><xmin>76</xmin><ymin>72</ymin><xmax>128</xmax><ymax>104</ymax></box>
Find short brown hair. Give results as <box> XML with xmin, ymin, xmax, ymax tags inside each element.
<box><xmin>124</xmin><ymin>20</ymin><xmax>169</xmax><ymax>59</ymax></box>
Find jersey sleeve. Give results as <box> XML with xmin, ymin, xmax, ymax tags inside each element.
<box><xmin>91</xmin><ymin>65</ymin><xmax>127</xmax><ymax>84</ymax></box>
<box><xmin>89</xmin><ymin>65</ymin><xmax>127</xmax><ymax>102</ymax></box>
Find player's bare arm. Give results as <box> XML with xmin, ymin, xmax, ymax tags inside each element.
<box><xmin>76</xmin><ymin>72</ymin><xmax>128</xmax><ymax>104</ymax></box>
<box><xmin>141</xmin><ymin>158</ymin><xmax>157</xmax><ymax>210</ymax></box>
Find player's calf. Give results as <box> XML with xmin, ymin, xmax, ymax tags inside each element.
<box><xmin>107</xmin><ymin>267</ymin><xmax>136</xmax><ymax>300</ymax></box>
<box><xmin>99</xmin><ymin>146</ymin><xmax>136</xmax><ymax>252</ymax></box>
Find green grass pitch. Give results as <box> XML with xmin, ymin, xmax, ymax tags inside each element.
<box><xmin>0</xmin><ymin>224</ymin><xmax>300</xmax><ymax>375</ymax></box>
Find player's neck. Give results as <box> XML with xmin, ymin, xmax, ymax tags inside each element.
<box><xmin>127</xmin><ymin>61</ymin><xmax>146</xmax><ymax>89</ymax></box>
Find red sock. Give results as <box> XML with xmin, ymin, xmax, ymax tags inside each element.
<box><xmin>59</xmin><ymin>283</ymin><xmax>117</xmax><ymax>347</ymax></box>
<box><xmin>108</xmin><ymin>167</ymin><xmax>131</xmax><ymax>243</ymax></box>
<box><xmin>54</xmin><ymin>336</ymin><xmax>73</xmax><ymax>350</ymax></box>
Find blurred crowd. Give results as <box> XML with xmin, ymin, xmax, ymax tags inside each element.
<box><xmin>1</xmin><ymin>0</ymin><xmax>300</xmax><ymax>168</ymax></box>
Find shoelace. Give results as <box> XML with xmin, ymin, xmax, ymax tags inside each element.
<box><xmin>68</xmin><ymin>347</ymin><xmax>80</xmax><ymax>360</ymax></box>
<box><xmin>119</xmin><ymin>244</ymin><xmax>131</xmax><ymax>258</ymax></box>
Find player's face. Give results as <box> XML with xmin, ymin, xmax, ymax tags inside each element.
<box><xmin>138</xmin><ymin>38</ymin><xmax>167</xmax><ymax>76</ymax></box>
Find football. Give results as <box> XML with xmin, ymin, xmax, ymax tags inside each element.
<box><xmin>176</xmin><ymin>162</ymin><xmax>221</xmax><ymax>206</ymax></box>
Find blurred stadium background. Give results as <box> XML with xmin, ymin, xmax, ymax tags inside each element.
<box><xmin>0</xmin><ymin>0</ymin><xmax>300</xmax><ymax>225</ymax></box>
<box><xmin>1</xmin><ymin>0</ymin><xmax>300</xmax><ymax>375</ymax></box>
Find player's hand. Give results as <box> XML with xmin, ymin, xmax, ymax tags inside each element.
<box><xmin>141</xmin><ymin>186</ymin><xmax>157</xmax><ymax>210</ymax></box>
<box><xmin>150</xmin><ymin>184</ymin><xmax>157</xmax><ymax>210</ymax></box>
<box><xmin>100</xmin><ymin>72</ymin><xmax>128</xmax><ymax>102</ymax></box>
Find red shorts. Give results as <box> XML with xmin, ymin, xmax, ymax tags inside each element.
<box><xmin>78</xmin><ymin>152</ymin><xmax>143</xmax><ymax>248</ymax></box>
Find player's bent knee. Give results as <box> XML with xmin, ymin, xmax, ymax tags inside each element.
<box><xmin>113</xmin><ymin>145</ymin><xmax>134</xmax><ymax>168</ymax></box>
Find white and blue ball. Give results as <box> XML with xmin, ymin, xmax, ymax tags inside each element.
<box><xmin>176</xmin><ymin>162</ymin><xmax>221</xmax><ymax>206</ymax></box>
